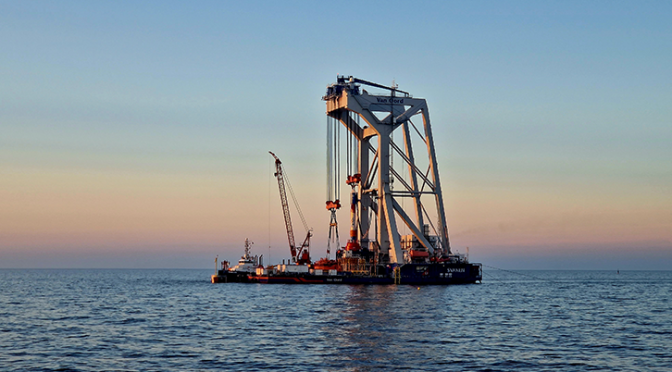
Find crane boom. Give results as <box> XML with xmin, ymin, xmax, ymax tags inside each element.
<box><xmin>269</xmin><ymin>152</ymin><xmax>311</xmax><ymax>264</ymax></box>
<box><xmin>270</xmin><ymin>151</ymin><xmax>297</xmax><ymax>260</ymax></box>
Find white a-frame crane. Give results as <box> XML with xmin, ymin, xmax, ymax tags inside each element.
<box><xmin>323</xmin><ymin>76</ymin><xmax>451</xmax><ymax>265</ymax></box>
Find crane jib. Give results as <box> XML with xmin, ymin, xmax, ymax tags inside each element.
<box><xmin>269</xmin><ymin>151</ymin><xmax>311</xmax><ymax>265</ymax></box>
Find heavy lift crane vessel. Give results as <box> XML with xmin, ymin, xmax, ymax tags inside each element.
<box><xmin>211</xmin><ymin>78</ymin><xmax>482</xmax><ymax>285</ymax></box>
<box><xmin>269</xmin><ymin>151</ymin><xmax>312</xmax><ymax>265</ymax></box>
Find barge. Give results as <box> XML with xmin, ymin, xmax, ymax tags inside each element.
<box><xmin>213</xmin><ymin>238</ymin><xmax>481</xmax><ymax>285</ymax></box>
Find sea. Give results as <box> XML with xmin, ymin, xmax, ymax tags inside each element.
<box><xmin>1</xmin><ymin>269</ymin><xmax>670</xmax><ymax>372</ymax></box>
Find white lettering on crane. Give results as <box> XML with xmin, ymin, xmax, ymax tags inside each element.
<box><xmin>376</xmin><ymin>98</ymin><xmax>404</xmax><ymax>104</ymax></box>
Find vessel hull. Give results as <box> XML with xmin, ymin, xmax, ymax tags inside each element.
<box><xmin>211</xmin><ymin>271</ymin><xmax>255</xmax><ymax>283</ymax></box>
<box><xmin>212</xmin><ymin>263</ymin><xmax>482</xmax><ymax>285</ymax></box>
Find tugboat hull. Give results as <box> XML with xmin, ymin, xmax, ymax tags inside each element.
<box><xmin>211</xmin><ymin>271</ymin><xmax>255</xmax><ymax>283</ymax></box>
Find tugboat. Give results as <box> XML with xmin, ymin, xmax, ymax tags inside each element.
<box><xmin>211</xmin><ymin>239</ymin><xmax>261</xmax><ymax>283</ymax></box>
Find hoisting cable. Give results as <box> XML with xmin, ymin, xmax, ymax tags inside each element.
<box><xmin>327</xmin><ymin>115</ymin><xmax>332</xmax><ymax>202</ymax></box>
<box><xmin>331</xmin><ymin>115</ymin><xmax>336</xmax><ymax>201</ymax></box>
<box><xmin>352</xmin><ymin>120</ymin><xmax>355</xmax><ymax>175</ymax></box>
<box><xmin>282</xmin><ymin>166</ymin><xmax>309</xmax><ymax>233</ymax></box>
<box><xmin>326</xmin><ymin>114</ymin><xmax>341</xmax><ymax>258</ymax></box>
<box><xmin>336</xmin><ymin>117</ymin><xmax>340</xmax><ymax>200</ymax></box>
<box><xmin>481</xmin><ymin>264</ymin><xmax>558</xmax><ymax>283</ymax></box>
<box><xmin>350</xmin><ymin>113</ymin><xmax>354</xmax><ymax>176</ymax></box>
<box><xmin>346</xmin><ymin>113</ymin><xmax>351</xmax><ymax>177</ymax></box>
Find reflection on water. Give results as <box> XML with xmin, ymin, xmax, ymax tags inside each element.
<box><xmin>1</xmin><ymin>269</ymin><xmax>670</xmax><ymax>371</ymax></box>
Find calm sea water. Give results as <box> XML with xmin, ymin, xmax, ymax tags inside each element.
<box><xmin>1</xmin><ymin>269</ymin><xmax>670</xmax><ymax>371</ymax></box>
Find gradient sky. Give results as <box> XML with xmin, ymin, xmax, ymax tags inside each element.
<box><xmin>1</xmin><ymin>1</ymin><xmax>671</xmax><ymax>269</ymax></box>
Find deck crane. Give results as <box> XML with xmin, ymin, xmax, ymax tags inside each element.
<box><xmin>269</xmin><ymin>151</ymin><xmax>312</xmax><ymax>265</ymax></box>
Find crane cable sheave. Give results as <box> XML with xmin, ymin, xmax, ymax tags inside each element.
<box><xmin>269</xmin><ymin>151</ymin><xmax>282</xmax><ymax>174</ymax></box>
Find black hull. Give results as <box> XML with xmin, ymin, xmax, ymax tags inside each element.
<box><xmin>211</xmin><ymin>271</ymin><xmax>255</xmax><ymax>283</ymax></box>
<box><xmin>213</xmin><ymin>263</ymin><xmax>482</xmax><ymax>285</ymax></box>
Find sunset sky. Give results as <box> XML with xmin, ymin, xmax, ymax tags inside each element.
<box><xmin>2</xmin><ymin>1</ymin><xmax>670</xmax><ymax>269</ymax></box>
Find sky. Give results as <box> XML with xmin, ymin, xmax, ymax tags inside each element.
<box><xmin>1</xmin><ymin>0</ymin><xmax>671</xmax><ymax>269</ymax></box>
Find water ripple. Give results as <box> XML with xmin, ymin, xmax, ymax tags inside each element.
<box><xmin>1</xmin><ymin>269</ymin><xmax>670</xmax><ymax>371</ymax></box>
